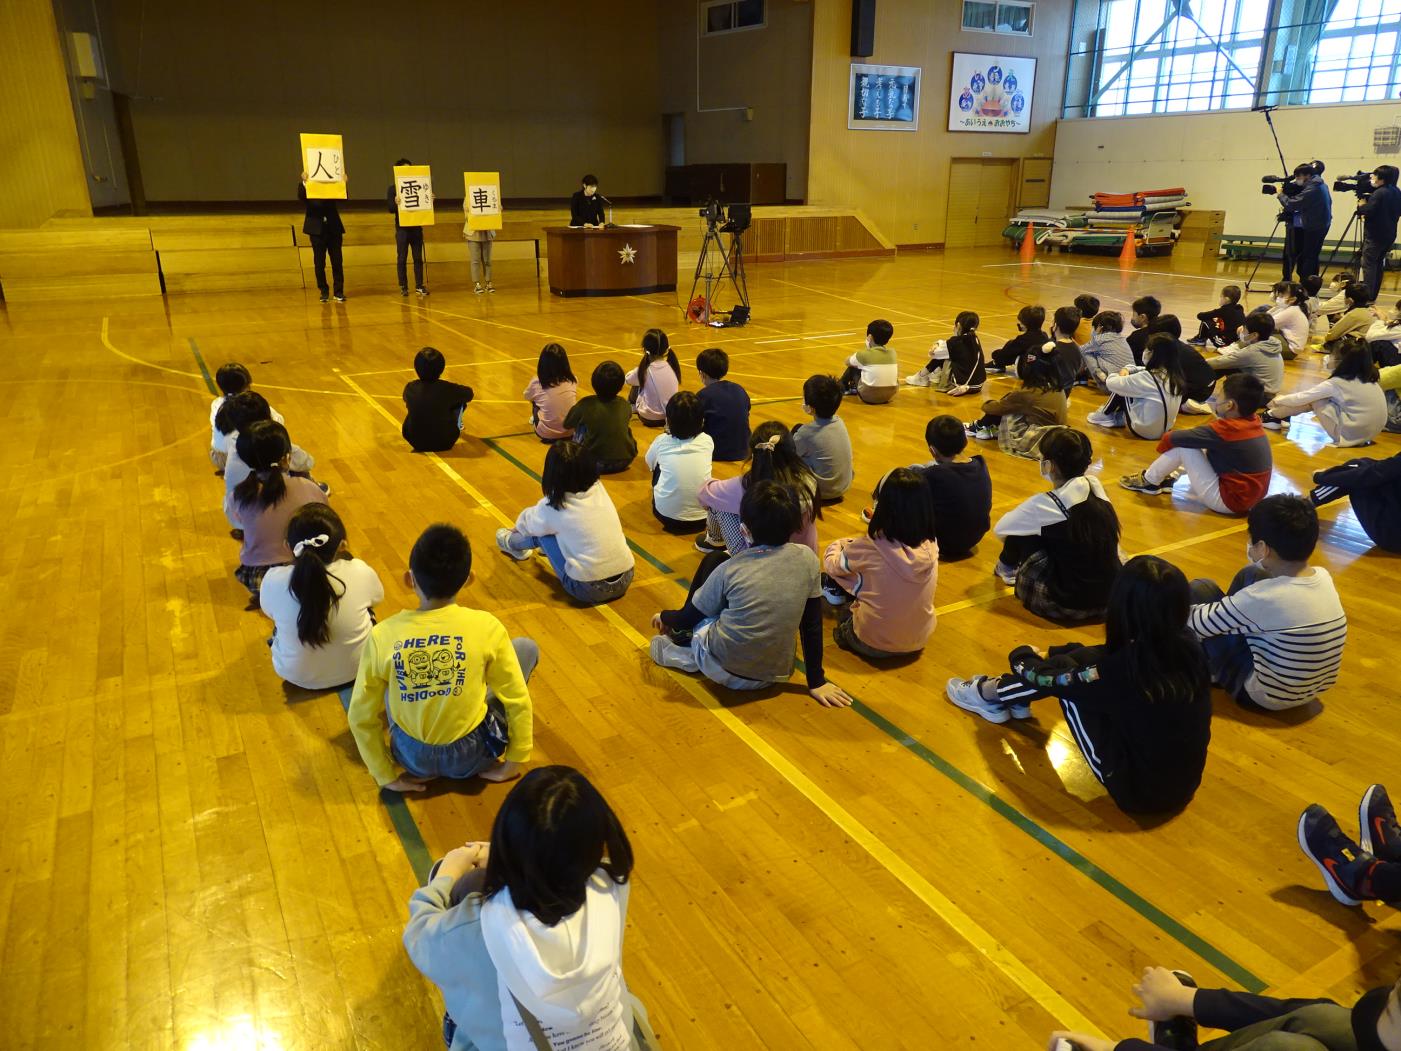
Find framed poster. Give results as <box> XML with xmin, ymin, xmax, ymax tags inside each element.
<box><xmin>948</xmin><ymin>53</ymin><xmax>1036</xmax><ymax>134</ymax></box>
<box><xmin>848</xmin><ymin>64</ymin><xmax>921</xmax><ymax>132</ymax></box>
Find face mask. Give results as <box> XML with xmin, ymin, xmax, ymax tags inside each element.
<box><xmin>1246</xmin><ymin>540</ymin><xmax>1266</xmax><ymax>568</ymax></box>
<box><xmin>1349</xmin><ymin>986</ymin><xmax>1392</xmax><ymax>1051</ymax></box>
<box><xmin>1275</xmin><ymin>297</ymin><xmax>1287</xmax><ymax>307</ymax></box>
<box><xmin>1039</xmin><ymin>460</ymin><xmax>1054</xmax><ymax>483</ymax></box>
<box><xmin>1237</xmin><ymin>328</ymin><xmax>1249</xmax><ymax>343</ymax></box>
<box><xmin>1131</xmin><ymin>316</ymin><xmax>1144</xmax><ymax>329</ymax></box>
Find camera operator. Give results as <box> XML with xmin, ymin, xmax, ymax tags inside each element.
<box><xmin>1360</xmin><ymin>165</ymin><xmax>1401</xmax><ymax>299</ymax></box>
<box><xmin>1275</xmin><ymin>161</ymin><xmax>1331</xmax><ymax>281</ymax></box>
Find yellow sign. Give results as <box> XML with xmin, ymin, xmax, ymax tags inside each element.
<box><xmin>394</xmin><ymin>165</ymin><xmax>435</xmax><ymax>227</ymax></box>
<box><xmin>464</xmin><ymin>171</ymin><xmax>503</xmax><ymax>231</ymax></box>
<box><xmin>300</xmin><ymin>133</ymin><xmax>346</xmax><ymax>199</ymax></box>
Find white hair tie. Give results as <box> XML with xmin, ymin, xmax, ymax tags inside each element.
<box><xmin>293</xmin><ymin>534</ymin><xmax>331</xmax><ymax>558</ymax></box>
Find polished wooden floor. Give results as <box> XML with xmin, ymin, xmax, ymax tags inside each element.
<box><xmin>1</xmin><ymin>247</ymin><xmax>1398</xmax><ymax>1050</ymax></box>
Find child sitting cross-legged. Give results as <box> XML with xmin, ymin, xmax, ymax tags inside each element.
<box><xmin>986</xmin><ymin>305</ymin><xmax>1047</xmax><ymax>374</ymax></box>
<box><xmin>695</xmin><ymin>421</ymin><xmax>819</xmax><ymax>555</ymax></box>
<box><xmin>1086</xmin><ymin>332</ymin><xmax>1185</xmax><ymax>440</ymax></box>
<box><xmin>946</xmin><ymin>554</ymin><xmax>1211</xmax><ymax>815</ymax></box>
<box><xmin>260</xmin><ymin>503</ymin><xmax>384</xmax><ymax>690</ymax></box>
<box><xmin>695</xmin><ymin>348</ymin><xmax>752</xmax><ymax>461</ymax></box>
<box><xmin>625</xmin><ymin>328</ymin><xmax>681</xmax><ymax>427</ymax></box>
<box><xmin>649</xmin><ymin>480</ymin><xmax>854</xmax><ymax>708</ymax></box>
<box><xmin>522</xmin><ymin>342</ymin><xmax>578</xmax><ymax>443</ymax></box>
<box><xmin>1187</xmin><ymin>494</ymin><xmax>1347</xmax><ymax>712</ymax></box>
<box><xmin>1120</xmin><ymin>373</ymin><xmax>1273</xmax><ymax>516</ymax></box>
<box><xmin>1205</xmin><ymin>311</ymin><xmax>1285</xmax><ymax>399</ymax></box>
<box><xmin>1262</xmin><ymin>339</ymin><xmax>1388</xmax><ymax>447</ymax></box>
<box><xmin>644</xmin><ymin>390</ymin><xmax>713</xmax><ymax>534</ymax></box>
<box><xmin>496</xmin><ymin>442</ymin><xmax>635</xmax><ymax>605</ymax></box>
<box><xmin>1071</xmin><ymin>295</ymin><xmax>1099</xmax><ymax>345</ymax></box>
<box><xmin>1081</xmin><ymin>311</ymin><xmax>1133</xmax><ymax>393</ymax></box>
<box><xmin>839</xmin><ymin>319</ymin><xmax>899</xmax><ymax>404</ymax></box>
<box><xmin>1188</xmin><ymin>284</ymin><xmax>1246</xmax><ymax>348</ymax></box>
<box><xmin>1312</xmin><ymin>448</ymin><xmax>1401</xmax><ymax>553</ymax></box>
<box><xmin>208</xmin><ymin>362</ymin><xmax>278</xmax><ymax>471</ymax></box>
<box><xmin>904</xmin><ymin>311</ymin><xmax>986</xmax><ymax>395</ymax></box>
<box><xmin>992</xmin><ymin>427</ymin><xmax>1122</xmax><ymax>622</ymax></box>
<box><xmin>1044</xmin><ymin>306</ymin><xmax>1085</xmax><ymax>392</ymax></box>
<box><xmin>966</xmin><ymin>351</ymin><xmax>1068</xmax><ymax>459</ymax></box>
<box><xmin>822</xmin><ymin>468</ymin><xmax>938</xmax><ymax>661</ymax></box>
<box><xmin>1320</xmin><ymin>281</ymin><xmax>1375</xmax><ymax>365</ymax></box>
<box><xmin>402</xmin><ymin>347</ymin><xmax>475</xmax><ymax>453</ymax></box>
<box><xmin>348</xmin><ymin>523</ymin><xmax>537</xmax><ymax>792</ymax></box>
<box><xmin>564</xmin><ymin>361</ymin><xmax>637</xmax><ymax>474</ymax></box>
<box><xmin>792</xmin><ymin>374</ymin><xmax>853</xmax><ymax>503</ymax></box>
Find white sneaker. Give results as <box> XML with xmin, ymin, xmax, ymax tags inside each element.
<box><xmin>904</xmin><ymin>368</ymin><xmax>931</xmax><ymax>387</ymax></box>
<box><xmin>993</xmin><ymin>561</ymin><xmax>1019</xmax><ymax>586</ymax></box>
<box><xmin>474</xmin><ymin>283</ymin><xmax>485</xmax><ymax>295</ymax></box>
<box><xmin>1180</xmin><ymin>398</ymin><xmax>1212</xmax><ymax>415</ymax></box>
<box><xmin>1086</xmin><ymin>410</ymin><xmax>1125</xmax><ymax>428</ymax></box>
<box><xmin>486</xmin><ymin>283</ymin><xmax>496</xmax><ymax>293</ymax></box>
<box><xmin>945</xmin><ymin>677</ymin><xmax>1011</xmax><ymax>724</ymax></box>
<box><xmin>649</xmin><ymin>634</ymin><xmax>698</xmax><ymax>672</ymax></box>
<box><xmin>495</xmin><ymin>528</ymin><xmax>532</xmax><ymax>561</ymax></box>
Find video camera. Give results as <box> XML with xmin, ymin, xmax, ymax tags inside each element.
<box><xmin>1260</xmin><ymin>175</ymin><xmax>1289</xmax><ymax>196</ymax></box>
<box><xmin>699</xmin><ymin>198</ymin><xmax>724</xmax><ymax>225</ymax></box>
<box><xmin>1332</xmin><ymin>171</ymin><xmax>1373</xmax><ymax>197</ymax></box>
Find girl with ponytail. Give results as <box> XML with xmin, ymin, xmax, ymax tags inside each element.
<box><xmin>625</xmin><ymin>328</ymin><xmax>681</xmax><ymax>426</ymax></box>
<box><xmin>695</xmin><ymin>420</ymin><xmax>820</xmax><ymax>556</ymax></box>
<box><xmin>230</xmin><ymin>420</ymin><xmax>329</xmax><ymax>606</ymax></box>
<box><xmin>259</xmin><ymin>504</ymin><xmax>384</xmax><ymax>689</ymax></box>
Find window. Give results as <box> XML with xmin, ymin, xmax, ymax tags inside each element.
<box><xmin>963</xmin><ymin>1</ymin><xmax>1035</xmax><ymax>36</ymax></box>
<box><xmin>1064</xmin><ymin>0</ymin><xmax>1401</xmax><ymax>118</ymax></box>
<box><xmin>702</xmin><ymin>0</ymin><xmax>765</xmax><ymax>36</ymax></box>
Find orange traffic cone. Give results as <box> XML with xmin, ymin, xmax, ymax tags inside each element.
<box><xmin>1020</xmin><ymin>222</ymin><xmax>1037</xmax><ymax>262</ymax></box>
<box><xmin>1119</xmin><ymin>224</ymin><xmax>1138</xmax><ymax>268</ymax></box>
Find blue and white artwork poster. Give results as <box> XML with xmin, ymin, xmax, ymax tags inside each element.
<box><xmin>848</xmin><ymin>64</ymin><xmax>921</xmax><ymax>132</ymax></box>
<box><xmin>948</xmin><ymin>52</ymin><xmax>1036</xmax><ymax>133</ymax></box>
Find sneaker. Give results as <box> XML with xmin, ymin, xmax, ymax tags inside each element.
<box><xmin>694</xmin><ymin>536</ymin><xmax>726</xmax><ymax>555</ymax></box>
<box><xmin>984</xmin><ymin>364</ymin><xmax>1007</xmax><ymax>375</ymax></box>
<box><xmin>945</xmin><ymin>676</ymin><xmax>1010</xmax><ymax>724</ymax></box>
<box><xmin>967</xmin><ymin>424</ymin><xmax>997</xmax><ymax>441</ymax></box>
<box><xmin>400</xmin><ymin>286</ymin><xmax>409</xmax><ymax>297</ymax></box>
<box><xmin>416</xmin><ymin>286</ymin><xmax>429</xmax><ymax>297</ymax></box>
<box><xmin>332</xmin><ymin>293</ymin><xmax>346</xmax><ymax>303</ymax></box>
<box><xmin>1297</xmin><ymin>804</ymin><xmax>1374</xmax><ymax>906</ymax></box>
<box><xmin>1261</xmin><ymin>412</ymin><xmax>1284</xmax><ymax>431</ymax></box>
<box><xmin>1179</xmin><ymin>398</ymin><xmax>1213</xmax><ymax>415</ymax></box>
<box><xmin>474</xmin><ymin>283</ymin><xmax>485</xmax><ymax>295</ymax></box>
<box><xmin>1360</xmin><ymin>784</ymin><xmax>1401</xmax><ymax>862</ymax></box>
<box><xmin>904</xmin><ymin>368</ymin><xmax>932</xmax><ymax>387</ymax></box>
<box><xmin>1120</xmin><ymin>471</ymin><xmax>1172</xmax><ymax>495</ymax></box>
<box><xmin>319</xmin><ymin>291</ymin><xmax>329</xmax><ymax>303</ymax></box>
<box><xmin>993</xmin><ymin>561</ymin><xmax>1018</xmax><ymax>586</ymax></box>
<box><xmin>495</xmin><ymin>528</ymin><xmax>533</xmax><ymax>562</ymax></box>
<box><xmin>821</xmin><ymin>581</ymin><xmax>849</xmax><ymax>606</ymax></box>
<box><xmin>486</xmin><ymin>283</ymin><xmax>495</xmax><ymax>293</ymax></box>
<box><xmin>1087</xmin><ymin>409</ymin><xmax>1126</xmax><ymax>428</ymax></box>
<box><xmin>1184</xmin><ymin>336</ymin><xmax>1207</xmax><ymax>346</ymax></box>
<box><xmin>1148</xmin><ymin>971</ymin><xmax>1200</xmax><ymax>1050</ymax></box>
<box><xmin>316</xmin><ymin>481</ymin><xmax>332</xmax><ymax>496</ymax></box>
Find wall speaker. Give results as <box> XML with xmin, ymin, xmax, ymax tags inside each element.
<box><xmin>851</xmin><ymin>0</ymin><xmax>875</xmax><ymax>58</ymax></box>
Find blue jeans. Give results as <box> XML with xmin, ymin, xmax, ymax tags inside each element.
<box><xmin>389</xmin><ymin>637</ymin><xmax>539</xmax><ymax>779</ymax></box>
<box><xmin>509</xmin><ymin>533</ymin><xmax>633</xmax><ymax>604</ymax></box>
<box><xmin>1191</xmin><ymin>565</ymin><xmax>1265</xmax><ymax>702</ymax></box>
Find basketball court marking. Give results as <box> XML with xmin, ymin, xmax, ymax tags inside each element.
<box><xmin>984</xmin><ymin>261</ymin><xmax>1233</xmax><ymax>285</ymax></box>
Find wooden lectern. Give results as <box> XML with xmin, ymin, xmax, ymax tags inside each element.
<box><xmin>545</xmin><ymin>225</ymin><xmax>680</xmax><ymax>297</ymax></box>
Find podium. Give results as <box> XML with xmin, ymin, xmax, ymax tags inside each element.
<box><xmin>545</xmin><ymin>225</ymin><xmax>679</xmax><ymax>297</ymax></box>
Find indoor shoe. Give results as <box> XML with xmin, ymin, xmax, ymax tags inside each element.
<box><xmin>904</xmin><ymin>369</ymin><xmax>931</xmax><ymax>387</ymax></box>
<box><xmin>1087</xmin><ymin>409</ymin><xmax>1126</xmax><ymax>428</ymax></box>
<box><xmin>400</xmin><ymin>286</ymin><xmax>409</xmax><ymax>297</ymax></box>
<box><xmin>495</xmin><ymin>528</ymin><xmax>533</xmax><ymax>561</ymax></box>
<box><xmin>474</xmin><ymin>283</ymin><xmax>485</xmax><ymax>295</ymax></box>
<box><xmin>967</xmin><ymin>424</ymin><xmax>997</xmax><ymax>441</ymax></box>
<box><xmin>1298</xmin><ymin>804</ymin><xmax>1374</xmax><ymax>906</ymax></box>
<box><xmin>945</xmin><ymin>676</ymin><xmax>1010</xmax><ymax>724</ymax></box>
<box><xmin>332</xmin><ymin>293</ymin><xmax>346</xmax><ymax>303</ymax></box>
<box><xmin>694</xmin><ymin>536</ymin><xmax>726</xmax><ymax>555</ymax></box>
<box><xmin>1148</xmin><ymin>970</ymin><xmax>1200</xmax><ymax>1050</ymax></box>
<box><xmin>416</xmin><ymin>286</ymin><xmax>429</xmax><ymax>296</ymax></box>
<box><xmin>1120</xmin><ymin>471</ymin><xmax>1172</xmax><ymax>495</ymax></box>
<box><xmin>1261</xmin><ymin>412</ymin><xmax>1284</xmax><ymax>430</ymax></box>
<box><xmin>1360</xmin><ymin>784</ymin><xmax>1401</xmax><ymax>862</ymax></box>
<box><xmin>318</xmin><ymin>291</ymin><xmax>329</xmax><ymax>303</ymax></box>
<box><xmin>993</xmin><ymin>561</ymin><xmax>1018</xmax><ymax>586</ymax></box>
<box><xmin>1179</xmin><ymin>398</ymin><xmax>1212</xmax><ymax>415</ymax></box>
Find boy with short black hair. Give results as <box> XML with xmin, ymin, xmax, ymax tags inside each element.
<box><xmin>1045</xmin><ymin>306</ymin><xmax>1085</xmax><ymax>391</ymax></box>
<box><xmin>792</xmin><ymin>375</ymin><xmax>853</xmax><ymax>502</ymax></box>
<box><xmin>1186</xmin><ymin>494</ymin><xmax>1347</xmax><ymax>711</ymax></box>
<box><xmin>1190</xmin><ymin>284</ymin><xmax>1247</xmax><ymax>348</ymax></box>
<box><xmin>988</xmin><ymin>305</ymin><xmax>1047</xmax><ymax>373</ymax></box>
<box><xmin>1206</xmin><ymin>311</ymin><xmax>1286</xmax><ymax>396</ymax></box>
<box><xmin>1072</xmin><ymin>295</ymin><xmax>1100</xmax><ymax>345</ymax></box>
<box><xmin>840</xmin><ymin>319</ymin><xmax>898</xmax><ymax>403</ymax></box>
<box><xmin>348</xmin><ymin>523</ymin><xmax>537</xmax><ymax>791</ymax></box>
<box><xmin>1128</xmin><ymin>295</ymin><xmax>1178</xmax><ymax>364</ymax></box>
<box><xmin>402</xmin><ymin>347</ymin><xmax>476</xmax><ymax>453</ymax></box>
<box><xmin>695</xmin><ymin>347</ymin><xmax>751</xmax><ymax>461</ymax></box>
<box><xmin>1121</xmin><ymin>373</ymin><xmax>1273</xmax><ymax>515</ymax></box>
<box><xmin>564</xmin><ymin>361</ymin><xmax>637</xmax><ymax>473</ymax></box>
<box><xmin>1082</xmin><ymin>311</ymin><xmax>1134</xmax><ymax>391</ymax></box>
<box><xmin>649</xmin><ymin>481</ymin><xmax>853</xmax><ymax>707</ymax></box>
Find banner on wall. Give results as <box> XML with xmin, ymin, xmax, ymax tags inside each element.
<box><xmin>394</xmin><ymin>165</ymin><xmax>435</xmax><ymax>226</ymax></box>
<box><xmin>948</xmin><ymin>53</ymin><xmax>1036</xmax><ymax>134</ymax></box>
<box><xmin>848</xmin><ymin>64</ymin><xmax>921</xmax><ymax>132</ymax></box>
<box><xmin>300</xmin><ymin>133</ymin><xmax>346</xmax><ymax>199</ymax></box>
<box><xmin>463</xmin><ymin>172</ymin><xmax>503</xmax><ymax>231</ymax></box>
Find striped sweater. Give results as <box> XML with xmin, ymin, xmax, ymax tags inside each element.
<box><xmin>1156</xmin><ymin>416</ymin><xmax>1272</xmax><ymax>513</ymax></box>
<box><xmin>1188</xmin><ymin>567</ymin><xmax>1347</xmax><ymax>710</ymax></box>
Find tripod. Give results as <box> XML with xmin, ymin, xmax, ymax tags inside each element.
<box><xmin>687</xmin><ymin>219</ymin><xmax>750</xmax><ymax>325</ymax></box>
<box><xmin>1318</xmin><ymin>204</ymin><xmax>1364</xmax><ymax>280</ymax></box>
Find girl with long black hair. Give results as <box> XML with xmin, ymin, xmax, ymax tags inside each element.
<box><xmin>624</xmin><ymin>328</ymin><xmax>680</xmax><ymax>426</ymax></box>
<box><xmin>259</xmin><ymin>504</ymin><xmax>383</xmax><ymax>689</ymax></box>
<box><xmin>946</xmin><ymin>555</ymin><xmax>1212</xmax><ymax>814</ymax></box>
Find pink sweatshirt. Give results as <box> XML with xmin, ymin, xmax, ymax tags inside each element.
<box><xmin>523</xmin><ymin>377</ymin><xmax>578</xmax><ymax>440</ymax></box>
<box><xmin>822</xmin><ymin>535</ymin><xmax>938</xmax><ymax>654</ymax></box>
<box><xmin>698</xmin><ymin>475</ymin><xmax>818</xmax><ymax>553</ymax></box>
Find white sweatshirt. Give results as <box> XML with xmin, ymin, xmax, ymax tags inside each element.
<box><xmin>514</xmin><ymin>482</ymin><xmax>635</xmax><ymax>582</ymax></box>
<box><xmin>994</xmin><ymin>475</ymin><xmax>1109</xmax><ymax>538</ymax></box>
<box><xmin>1270</xmin><ymin>377</ymin><xmax>1388</xmax><ymax>447</ymax></box>
<box><xmin>1104</xmin><ymin>366</ymin><xmax>1182</xmax><ymax>439</ymax></box>
<box><xmin>644</xmin><ymin>431</ymin><xmax>713</xmax><ymax>521</ymax></box>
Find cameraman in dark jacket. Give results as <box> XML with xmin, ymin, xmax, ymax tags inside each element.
<box><xmin>1277</xmin><ymin>162</ymin><xmax>1332</xmax><ymax>281</ymax></box>
<box><xmin>1360</xmin><ymin>164</ymin><xmax>1401</xmax><ymax>299</ymax></box>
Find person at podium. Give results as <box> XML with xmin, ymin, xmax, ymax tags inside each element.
<box><xmin>570</xmin><ymin>174</ymin><xmax>606</xmax><ymax>228</ymax></box>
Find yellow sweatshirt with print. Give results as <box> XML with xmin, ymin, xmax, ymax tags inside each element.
<box><xmin>348</xmin><ymin>605</ymin><xmax>533</xmax><ymax>785</ymax></box>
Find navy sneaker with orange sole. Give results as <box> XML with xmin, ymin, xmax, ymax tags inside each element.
<box><xmin>1298</xmin><ymin>804</ymin><xmax>1375</xmax><ymax>906</ymax></box>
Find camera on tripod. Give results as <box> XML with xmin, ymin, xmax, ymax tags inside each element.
<box><xmin>1260</xmin><ymin>174</ymin><xmax>1289</xmax><ymax>196</ymax></box>
<box><xmin>1332</xmin><ymin>172</ymin><xmax>1372</xmax><ymax>197</ymax></box>
<box><xmin>699</xmin><ymin>198</ymin><xmax>724</xmax><ymax>226</ymax></box>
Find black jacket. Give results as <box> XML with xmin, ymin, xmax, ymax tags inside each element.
<box><xmin>570</xmin><ymin>189</ymin><xmax>606</xmax><ymax>227</ymax></box>
<box><xmin>1313</xmin><ymin>452</ymin><xmax>1401</xmax><ymax>552</ymax></box>
<box><xmin>299</xmin><ymin>183</ymin><xmax>345</xmax><ymax>240</ymax></box>
<box><xmin>1361</xmin><ymin>182</ymin><xmax>1401</xmax><ymax>244</ymax></box>
<box><xmin>1278</xmin><ymin>175</ymin><xmax>1332</xmax><ymax>232</ymax></box>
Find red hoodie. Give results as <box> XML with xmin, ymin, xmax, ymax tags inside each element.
<box><xmin>1156</xmin><ymin>415</ymin><xmax>1273</xmax><ymax>513</ymax></box>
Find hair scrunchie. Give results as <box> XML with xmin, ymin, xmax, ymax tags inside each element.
<box><xmin>293</xmin><ymin>534</ymin><xmax>331</xmax><ymax>558</ymax></box>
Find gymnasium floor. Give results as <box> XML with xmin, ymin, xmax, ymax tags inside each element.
<box><xmin>1</xmin><ymin>246</ymin><xmax>1397</xmax><ymax>1050</ymax></box>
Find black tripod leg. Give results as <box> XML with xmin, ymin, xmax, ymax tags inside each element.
<box><xmin>1245</xmin><ymin>218</ymin><xmax>1285</xmax><ymax>294</ymax></box>
<box><xmin>1318</xmin><ymin>209</ymin><xmax>1363</xmax><ymax>280</ymax></box>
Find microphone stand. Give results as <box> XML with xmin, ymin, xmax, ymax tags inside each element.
<box><xmin>598</xmin><ymin>194</ymin><xmax>615</xmax><ymax>227</ymax></box>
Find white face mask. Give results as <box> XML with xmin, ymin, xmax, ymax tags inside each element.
<box><xmin>1275</xmin><ymin>297</ymin><xmax>1288</xmax><ymax>307</ymax></box>
<box><xmin>1246</xmin><ymin>540</ymin><xmax>1266</xmax><ymax>568</ymax></box>
<box><xmin>1039</xmin><ymin>460</ymin><xmax>1055</xmax><ymax>483</ymax></box>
